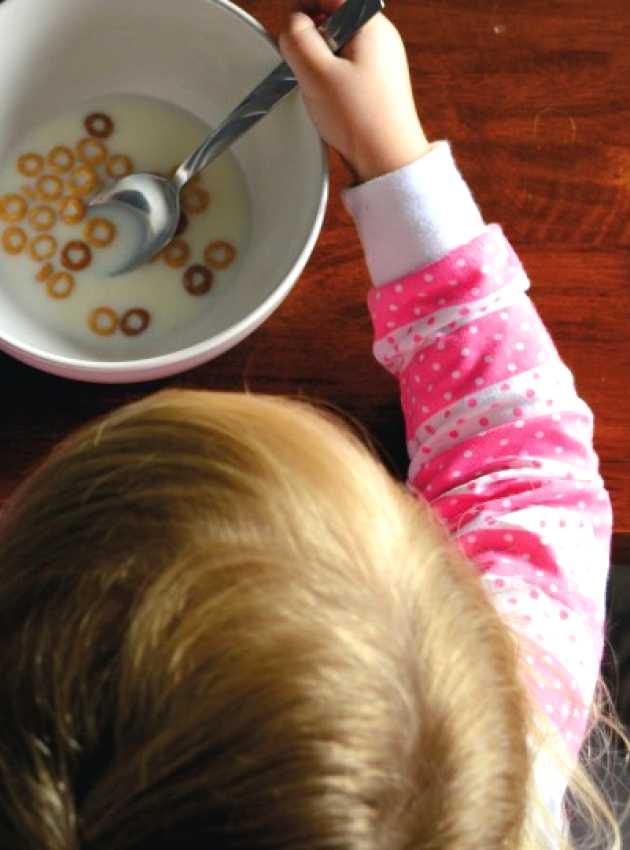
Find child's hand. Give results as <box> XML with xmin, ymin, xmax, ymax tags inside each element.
<box><xmin>278</xmin><ymin>0</ymin><xmax>431</xmax><ymax>183</ymax></box>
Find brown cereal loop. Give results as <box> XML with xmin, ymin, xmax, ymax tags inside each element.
<box><xmin>85</xmin><ymin>112</ymin><xmax>114</xmax><ymax>139</ymax></box>
<box><xmin>61</xmin><ymin>240</ymin><xmax>92</xmax><ymax>271</ymax></box>
<box><xmin>84</xmin><ymin>217</ymin><xmax>116</xmax><ymax>248</ymax></box>
<box><xmin>77</xmin><ymin>137</ymin><xmax>108</xmax><ymax>167</ymax></box>
<box><xmin>68</xmin><ymin>165</ymin><xmax>98</xmax><ymax>197</ymax></box>
<box><xmin>47</xmin><ymin>145</ymin><xmax>75</xmax><ymax>173</ymax></box>
<box><xmin>36</xmin><ymin>174</ymin><xmax>64</xmax><ymax>202</ymax></box>
<box><xmin>121</xmin><ymin>308</ymin><xmax>150</xmax><ymax>336</ymax></box>
<box><xmin>203</xmin><ymin>240</ymin><xmax>236</xmax><ymax>270</ymax></box>
<box><xmin>2</xmin><ymin>226</ymin><xmax>27</xmax><ymax>255</ymax></box>
<box><xmin>59</xmin><ymin>196</ymin><xmax>86</xmax><ymax>224</ymax></box>
<box><xmin>36</xmin><ymin>262</ymin><xmax>55</xmax><ymax>282</ymax></box>
<box><xmin>29</xmin><ymin>205</ymin><xmax>57</xmax><ymax>232</ymax></box>
<box><xmin>106</xmin><ymin>154</ymin><xmax>133</xmax><ymax>179</ymax></box>
<box><xmin>183</xmin><ymin>264</ymin><xmax>213</xmax><ymax>296</ymax></box>
<box><xmin>29</xmin><ymin>234</ymin><xmax>57</xmax><ymax>261</ymax></box>
<box><xmin>163</xmin><ymin>238</ymin><xmax>190</xmax><ymax>268</ymax></box>
<box><xmin>17</xmin><ymin>152</ymin><xmax>44</xmax><ymax>178</ymax></box>
<box><xmin>181</xmin><ymin>185</ymin><xmax>210</xmax><ymax>215</ymax></box>
<box><xmin>88</xmin><ymin>306</ymin><xmax>118</xmax><ymax>336</ymax></box>
<box><xmin>0</xmin><ymin>194</ymin><xmax>27</xmax><ymax>223</ymax></box>
<box><xmin>46</xmin><ymin>271</ymin><xmax>75</xmax><ymax>299</ymax></box>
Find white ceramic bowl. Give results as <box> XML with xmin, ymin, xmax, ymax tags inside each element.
<box><xmin>0</xmin><ymin>0</ymin><xmax>328</xmax><ymax>382</ymax></box>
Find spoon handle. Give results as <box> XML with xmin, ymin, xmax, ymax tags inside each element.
<box><xmin>173</xmin><ymin>0</ymin><xmax>385</xmax><ymax>188</ymax></box>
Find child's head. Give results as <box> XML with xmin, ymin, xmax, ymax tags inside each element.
<box><xmin>0</xmin><ymin>390</ymin><xmax>616</xmax><ymax>850</ymax></box>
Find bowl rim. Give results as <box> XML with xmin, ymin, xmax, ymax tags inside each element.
<box><xmin>0</xmin><ymin>0</ymin><xmax>329</xmax><ymax>378</ymax></box>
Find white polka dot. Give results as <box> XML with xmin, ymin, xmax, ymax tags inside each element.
<box><xmin>424</xmin><ymin>273</ymin><xmax>434</xmax><ymax>282</ymax></box>
<box><xmin>500</xmin><ymin>438</ymin><xmax>509</xmax><ymax>446</ymax></box>
<box><xmin>502</xmin><ymin>499</ymin><xmax>512</xmax><ymax>508</ymax></box>
<box><xmin>552</xmin><ymin>413</ymin><xmax>561</xmax><ymax>422</ymax></box>
<box><xmin>550</xmin><ymin>584</ymin><xmax>558</xmax><ymax>593</ymax></box>
<box><xmin>437</xmin><ymin>340</ymin><xmax>446</xmax><ymax>350</ymax></box>
<box><xmin>507</xmin><ymin>363</ymin><xmax>517</xmax><ymax>372</ymax></box>
<box><xmin>386</xmin><ymin>321</ymin><xmax>395</xmax><ymax>328</ymax></box>
<box><xmin>469</xmin><ymin>326</ymin><xmax>478</xmax><ymax>334</ymax></box>
<box><xmin>471</xmin><ymin>287</ymin><xmax>480</xmax><ymax>296</ymax></box>
<box><xmin>452</xmin><ymin>470</ymin><xmax>461</xmax><ymax>478</ymax></box>
<box><xmin>394</xmin><ymin>284</ymin><xmax>404</xmax><ymax>293</ymax></box>
<box><xmin>475</xmin><ymin>377</ymin><xmax>484</xmax><ymax>386</ymax></box>
<box><xmin>504</xmin><ymin>533</ymin><xmax>514</xmax><ymax>542</ymax></box>
<box><xmin>545</xmin><ymin>704</ymin><xmax>554</xmax><ymax>715</ymax></box>
<box><xmin>481</xmin><ymin>264</ymin><xmax>490</xmax><ymax>274</ymax></box>
<box><xmin>554</xmin><ymin>446</ymin><xmax>564</xmax><ymax>454</ymax></box>
<box><xmin>421</xmin><ymin>405</ymin><xmax>429</xmax><ymax>414</ymax></box>
<box><xmin>521</xmin><ymin>322</ymin><xmax>530</xmax><ymax>331</ymax></box>
<box><xmin>432</xmin><ymin>363</ymin><xmax>441</xmax><ymax>371</ymax></box>
<box><xmin>448</xmin><ymin>279</ymin><xmax>458</xmax><ymax>286</ymax></box>
<box><xmin>444</xmin><ymin>392</ymin><xmax>453</xmax><ymax>401</ymax></box>
<box><xmin>452</xmin><ymin>370</ymin><xmax>461</xmax><ymax>379</ymax></box>
<box><xmin>456</xmin><ymin>259</ymin><xmax>466</xmax><ymax>268</ymax></box>
<box><xmin>515</xmin><ymin>342</ymin><xmax>525</xmax><ymax>351</ymax></box>
<box><xmin>514</xmin><ymin>420</ymin><xmax>525</xmax><ymax>429</ymax></box>
<box><xmin>389</xmin><ymin>304</ymin><xmax>398</xmax><ymax>312</ymax></box>
<box><xmin>535</xmin><ymin>430</ymin><xmax>544</xmax><ymax>439</ymax></box>
<box><xmin>464</xmin><ymin>450</ymin><xmax>473</xmax><ymax>458</ymax></box>
<box><xmin>500</xmin><ymin>312</ymin><xmax>509</xmax><ymax>321</ymax></box>
<box><xmin>413</xmin><ymin>307</ymin><xmax>422</xmax><ymax>315</ymax></box>
<box><xmin>578</xmin><ymin>501</ymin><xmax>586</xmax><ymax>510</ymax></box>
<box><xmin>461</xmin><ymin>348</ymin><xmax>471</xmax><ymax>356</ymax></box>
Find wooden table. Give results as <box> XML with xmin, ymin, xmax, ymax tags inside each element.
<box><xmin>1</xmin><ymin>0</ymin><xmax>629</xmax><ymax>562</ymax></box>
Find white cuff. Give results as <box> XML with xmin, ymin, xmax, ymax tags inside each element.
<box><xmin>341</xmin><ymin>141</ymin><xmax>486</xmax><ymax>286</ymax></box>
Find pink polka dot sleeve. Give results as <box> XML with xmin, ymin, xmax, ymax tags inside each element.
<box><xmin>368</xmin><ymin>223</ymin><xmax>613</xmax><ymax>762</ymax></box>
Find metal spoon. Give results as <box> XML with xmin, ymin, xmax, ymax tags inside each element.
<box><xmin>88</xmin><ymin>0</ymin><xmax>385</xmax><ymax>276</ymax></box>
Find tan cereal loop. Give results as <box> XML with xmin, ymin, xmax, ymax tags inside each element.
<box><xmin>0</xmin><ymin>194</ymin><xmax>27</xmax><ymax>223</ymax></box>
<box><xmin>21</xmin><ymin>184</ymin><xmax>38</xmax><ymax>201</ymax></box>
<box><xmin>203</xmin><ymin>240</ymin><xmax>236</xmax><ymax>270</ymax></box>
<box><xmin>36</xmin><ymin>174</ymin><xmax>64</xmax><ymax>202</ymax></box>
<box><xmin>181</xmin><ymin>185</ymin><xmax>210</xmax><ymax>215</ymax></box>
<box><xmin>36</xmin><ymin>262</ymin><xmax>55</xmax><ymax>282</ymax></box>
<box><xmin>2</xmin><ymin>226</ymin><xmax>27</xmax><ymax>255</ymax></box>
<box><xmin>47</xmin><ymin>145</ymin><xmax>75</xmax><ymax>173</ymax></box>
<box><xmin>67</xmin><ymin>165</ymin><xmax>98</xmax><ymax>197</ymax></box>
<box><xmin>183</xmin><ymin>264</ymin><xmax>213</xmax><ymax>296</ymax></box>
<box><xmin>84</xmin><ymin>112</ymin><xmax>114</xmax><ymax>139</ymax></box>
<box><xmin>61</xmin><ymin>240</ymin><xmax>92</xmax><ymax>272</ymax></box>
<box><xmin>29</xmin><ymin>205</ymin><xmax>57</xmax><ymax>232</ymax></box>
<box><xmin>163</xmin><ymin>238</ymin><xmax>190</xmax><ymax>268</ymax></box>
<box><xmin>106</xmin><ymin>154</ymin><xmax>133</xmax><ymax>179</ymax></box>
<box><xmin>121</xmin><ymin>308</ymin><xmax>150</xmax><ymax>336</ymax></box>
<box><xmin>84</xmin><ymin>217</ymin><xmax>116</xmax><ymax>248</ymax></box>
<box><xmin>46</xmin><ymin>271</ymin><xmax>75</xmax><ymax>299</ymax></box>
<box><xmin>77</xmin><ymin>138</ymin><xmax>108</xmax><ymax>167</ymax></box>
<box><xmin>17</xmin><ymin>152</ymin><xmax>44</xmax><ymax>178</ymax></box>
<box><xmin>88</xmin><ymin>306</ymin><xmax>118</xmax><ymax>336</ymax></box>
<box><xmin>59</xmin><ymin>196</ymin><xmax>86</xmax><ymax>225</ymax></box>
<box><xmin>29</xmin><ymin>234</ymin><xmax>57</xmax><ymax>262</ymax></box>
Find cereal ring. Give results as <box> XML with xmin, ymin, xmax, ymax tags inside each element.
<box><xmin>47</xmin><ymin>145</ymin><xmax>75</xmax><ymax>173</ymax></box>
<box><xmin>2</xmin><ymin>226</ymin><xmax>27</xmax><ymax>255</ymax></box>
<box><xmin>77</xmin><ymin>138</ymin><xmax>108</xmax><ymax>167</ymax></box>
<box><xmin>17</xmin><ymin>153</ymin><xmax>44</xmax><ymax>178</ymax></box>
<box><xmin>181</xmin><ymin>185</ymin><xmax>210</xmax><ymax>215</ymax></box>
<box><xmin>106</xmin><ymin>154</ymin><xmax>133</xmax><ymax>179</ymax></box>
<box><xmin>61</xmin><ymin>240</ymin><xmax>92</xmax><ymax>271</ymax></box>
<box><xmin>0</xmin><ymin>194</ymin><xmax>27</xmax><ymax>223</ymax></box>
<box><xmin>36</xmin><ymin>174</ymin><xmax>64</xmax><ymax>202</ymax></box>
<box><xmin>36</xmin><ymin>262</ymin><xmax>55</xmax><ymax>282</ymax></box>
<box><xmin>121</xmin><ymin>308</ymin><xmax>150</xmax><ymax>336</ymax></box>
<box><xmin>29</xmin><ymin>205</ymin><xmax>57</xmax><ymax>231</ymax></box>
<box><xmin>59</xmin><ymin>196</ymin><xmax>86</xmax><ymax>224</ymax></box>
<box><xmin>29</xmin><ymin>234</ymin><xmax>57</xmax><ymax>261</ymax></box>
<box><xmin>174</xmin><ymin>210</ymin><xmax>189</xmax><ymax>237</ymax></box>
<box><xmin>163</xmin><ymin>238</ymin><xmax>190</xmax><ymax>268</ymax></box>
<box><xmin>203</xmin><ymin>240</ymin><xmax>236</xmax><ymax>270</ymax></box>
<box><xmin>46</xmin><ymin>271</ymin><xmax>75</xmax><ymax>299</ymax></box>
<box><xmin>183</xmin><ymin>264</ymin><xmax>213</xmax><ymax>296</ymax></box>
<box><xmin>21</xmin><ymin>184</ymin><xmax>38</xmax><ymax>201</ymax></box>
<box><xmin>67</xmin><ymin>165</ymin><xmax>98</xmax><ymax>197</ymax></box>
<box><xmin>84</xmin><ymin>112</ymin><xmax>114</xmax><ymax>139</ymax></box>
<box><xmin>88</xmin><ymin>306</ymin><xmax>118</xmax><ymax>336</ymax></box>
<box><xmin>84</xmin><ymin>217</ymin><xmax>116</xmax><ymax>248</ymax></box>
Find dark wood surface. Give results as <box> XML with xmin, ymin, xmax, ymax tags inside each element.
<box><xmin>1</xmin><ymin>0</ymin><xmax>629</xmax><ymax>561</ymax></box>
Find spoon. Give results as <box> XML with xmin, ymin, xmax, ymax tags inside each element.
<box><xmin>88</xmin><ymin>0</ymin><xmax>385</xmax><ymax>276</ymax></box>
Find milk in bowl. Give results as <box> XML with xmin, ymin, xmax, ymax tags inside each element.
<box><xmin>0</xmin><ymin>93</ymin><xmax>251</xmax><ymax>358</ymax></box>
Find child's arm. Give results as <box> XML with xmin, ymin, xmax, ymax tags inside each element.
<box><xmin>279</xmin><ymin>1</ymin><xmax>614</xmax><ymax>773</ymax></box>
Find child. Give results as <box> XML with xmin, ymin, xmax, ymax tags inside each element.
<box><xmin>0</xmin><ymin>1</ymin><xmax>627</xmax><ymax>848</ymax></box>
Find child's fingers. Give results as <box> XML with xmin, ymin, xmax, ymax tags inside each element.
<box><xmin>278</xmin><ymin>11</ymin><xmax>336</xmax><ymax>86</ymax></box>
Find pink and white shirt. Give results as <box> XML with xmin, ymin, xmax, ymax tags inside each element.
<box><xmin>342</xmin><ymin>141</ymin><xmax>613</xmax><ymax>832</ymax></box>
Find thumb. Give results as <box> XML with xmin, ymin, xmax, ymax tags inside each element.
<box><xmin>278</xmin><ymin>11</ymin><xmax>335</xmax><ymax>88</ymax></box>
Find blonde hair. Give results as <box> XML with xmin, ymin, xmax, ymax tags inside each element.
<box><xmin>0</xmin><ymin>388</ymin><xmax>627</xmax><ymax>850</ymax></box>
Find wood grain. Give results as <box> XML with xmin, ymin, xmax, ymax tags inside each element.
<box><xmin>1</xmin><ymin>0</ymin><xmax>629</xmax><ymax>559</ymax></box>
